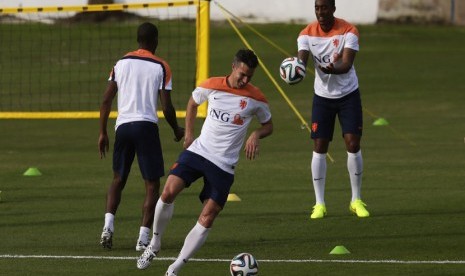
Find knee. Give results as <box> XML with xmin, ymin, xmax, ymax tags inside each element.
<box><xmin>160</xmin><ymin>189</ymin><xmax>175</xmax><ymax>204</ymax></box>
<box><xmin>346</xmin><ymin>142</ymin><xmax>360</xmax><ymax>153</ymax></box>
<box><xmin>198</xmin><ymin>212</ymin><xmax>218</xmax><ymax>228</ymax></box>
<box><xmin>160</xmin><ymin>176</ymin><xmax>185</xmax><ymax>203</ymax></box>
<box><xmin>198</xmin><ymin>202</ymin><xmax>222</xmax><ymax>228</ymax></box>
<box><xmin>111</xmin><ymin>173</ymin><xmax>126</xmax><ymax>190</ymax></box>
<box><xmin>145</xmin><ymin>180</ymin><xmax>160</xmax><ymax>196</ymax></box>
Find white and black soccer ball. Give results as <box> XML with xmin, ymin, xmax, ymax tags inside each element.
<box><xmin>279</xmin><ymin>57</ymin><xmax>306</xmax><ymax>85</ymax></box>
<box><xmin>230</xmin><ymin>252</ymin><xmax>259</xmax><ymax>276</ymax></box>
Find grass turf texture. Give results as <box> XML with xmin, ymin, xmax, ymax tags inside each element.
<box><xmin>1</xmin><ymin>23</ymin><xmax>465</xmax><ymax>275</ymax></box>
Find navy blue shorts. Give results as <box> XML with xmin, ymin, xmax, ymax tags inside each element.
<box><xmin>169</xmin><ymin>150</ymin><xmax>234</xmax><ymax>208</ymax></box>
<box><xmin>113</xmin><ymin>121</ymin><xmax>164</xmax><ymax>182</ymax></box>
<box><xmin>311</xmin><ymin>89</ymin><xmax>363</xmax><ymax>141</ymax></box>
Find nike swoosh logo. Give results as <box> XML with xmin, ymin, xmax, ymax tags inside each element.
<box><xmin>313</xmin><ymin>178</ymin><xmax>324</xmax><ymax>181</ymax></box>
<box><xmin>355</xmin><ymin>172</ymin><xmax>363</xmax><ymax>176</ymax></box>
<box><xmin>312</xmin><ymin>43</ymin><xmax>318</xmax><ymax>46</ymax></box>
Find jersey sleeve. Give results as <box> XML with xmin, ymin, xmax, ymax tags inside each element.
<box><xmin>255</xmin><ymin>101</ymin><xmax>272</xmax><ymax>124</ymax></box>
<box><xmin>192</xmin><ymin>86</ymin><xmax>210</xmax><ymax>105</ymax></box>
<box><xmin>108</xmin><ymin>66</ymin><xmax>116</xmax><ymax>82</ymax></box>
<box><xmin>159</xmin><ymin>61</ymin><xmax>173</xmax><ymax>91</ymax></box>
<box><xmin>345</xmin><ymin>32</ymin><xmax>359</xmax><ymax>51</ymax></box>
<box><xmin>297</xmin><ymin>34</ymin><xmax>310</xmax><ymax>52</ymax></box>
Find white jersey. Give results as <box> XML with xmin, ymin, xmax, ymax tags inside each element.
<box><xmin>108</xmin><ymin>49</ymin><xmax>172</xmax><ymax>130</ymax></box>
<box><xmin>297</xmin><ymin>18</ymin><xmax>359</xmax><ymax>99</ymax></box>
<box><xmin>187</xmin><ymin>77</ymin><xmax>272</xmax><ymax>174</ymax></box>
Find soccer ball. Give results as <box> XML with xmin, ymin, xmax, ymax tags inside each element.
<box><xmin>279</xmin><ymin>57</ymin><xmax>306</xmax><ymax>85</ymax></box>
<box><xmin>230</xmin><ymin>252</ymin><xmax>259</xmax><ymax>276</ymax></box>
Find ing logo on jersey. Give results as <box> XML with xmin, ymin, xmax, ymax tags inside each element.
<box><xmin>209</xmin><ymin>108</ymin><xmax>245</xmax><ymax>125</ymax></box>
<box><xmin>232</xmin><ymin>114</ymin><xmax>244</xmax><ymax>125</ymax></box>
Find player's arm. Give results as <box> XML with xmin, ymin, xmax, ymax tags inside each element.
<box><xmin>318</xmin><ymin>47</ymin><xmax>357</xmax><ymax>75</ymax></box>
<box><xmin>159</xmin><ymin>88</ymin><xmax>184</xmax><ymax>142</ymax></box>
<box><xmin>297</xmin><ymin>50</ymin><xmax>310</xmax><ymax>67</ymax></box>
<box><xmin>98</xmin><ymin>81</ymin><xmax>117</xmax><ymax>159</ymax></box>
<box><xmin>244</xmin><ymin>119</ymin><xmax>273</xmax><ymax>160</ymax></box>
<box><xmin>183</xmin><ymin>96</ymin><xmax>198</xmax><ymax>149</ymax></box>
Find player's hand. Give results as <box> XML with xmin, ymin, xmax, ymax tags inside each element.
<box><xmin>318</xmin><ymin>63</ymin><xmax>335</xmax><ymax>74</ymax></box>
<box><xmin>244</xmin><ymin>132</ymin><xmax>260</xmax><ymax>160</ymax></box>
<box><xmin>98</xmin><ymin>133</ymin><xmax>109</xmax><ymax>159</ymax></box>
<box><xmin>183</xmin><ymin>134</ymin><xmax>194</xmax><ymax>149</ymax></box>
<box><xmin>174</xmin><ymin>126</ymin><xmax>185</xmax><ymax>142</ymax></box>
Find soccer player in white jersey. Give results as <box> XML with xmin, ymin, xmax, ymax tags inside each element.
<box><xmin>98</xmin><ymin>22</ymin><xmax>184</xmax><ymax>250</ymax></box>
<box><xmin>137</xmin><ymin>49</ymin><xmax>273</xmax><ymax>275</ymax></box>
<box><xmin>297</xmin><ymin>0</ymin><xmax>370</xmax><ymax>219</ymax></box>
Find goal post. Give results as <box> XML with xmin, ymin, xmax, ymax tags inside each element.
<box><xmin>0</xmin><ymin>0</ymin><xmax>209</xmax><ymax>119</ymax></box>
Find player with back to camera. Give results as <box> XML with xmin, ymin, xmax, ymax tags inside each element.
<box><xmin>98</xmin><ymin>22</ymin><xmax>184</xmax><ymax>250</ymax></box>
<box><xmin>136</xmin><ymin>49</ymin><xmax>273</xmax><ymax>276</ymax></box>
<box><xmin>297</xmin><ymin>0</ymin><xmax>370</xmax><ymax>219</ymax></box>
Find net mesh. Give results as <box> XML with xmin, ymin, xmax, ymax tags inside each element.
<box><xmin>0</xmin><ymin>2</ymin><xmax>197</xmax><ymax>114</ymax></box>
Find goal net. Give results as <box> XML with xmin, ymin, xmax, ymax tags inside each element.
<box><xmin>0</xmin><ymin>1</ymin><xmax>209</xmax><ymax>119</ymax></box>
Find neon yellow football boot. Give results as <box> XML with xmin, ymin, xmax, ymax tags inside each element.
<box><xmin>310</xmin><ymin>203</ymin><xmax>327</xmax><ymax>219</ymax></box>
<box><xmin>350</xmin><ymin>199</ymin><xmax>370</xmax><ymax>218</ymax></box>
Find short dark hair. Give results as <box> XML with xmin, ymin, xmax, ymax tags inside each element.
<box><xmin>137</xmin><ymin>22</ymin><xmax>158</xmax><ymax>44</ymax></box>
<box><xmin>316</xmin><ymin>0</ymin><xmax>335</xmax><ymax>7</ymax></box>
<box><xmin>233</xmin><ymin>49</ymin><xmax>259</xmax><ymax>69</ymax></box>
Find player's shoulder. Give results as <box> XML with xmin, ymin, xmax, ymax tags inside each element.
<box><xmin>198</xmin><ymin>77</ymin><xmax>268</xmax><ymax>103</ymax></box>
<box><xmin>243</xmin><ymin>83</ymin><xmax>268</xmax><ymax>103</ymax></box>
<box><xmin>198</xmin><ymin>76</ymin><xmax>226</xmax><ymax>89</ymax></box>
<box><xmin>123</xmin><ymin>49</ymin><xmax>170</xmax><ymax>67</ymax></box>
<box><xmin>334</xmin><ymin>18</ymin><xmax>359</xmax><ymax>37</ymax></box>
<box><xmin>299</xmin><ymin>21</ymin><xmax>320</xmax><ymax>36</ymax></box>
<box><xmin>299</xmin><ymin>18</ymin><xmax>358</xmax><ymax>38</ymax></box>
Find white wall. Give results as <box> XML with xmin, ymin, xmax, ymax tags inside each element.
<box><xmin>0</xmin><ymin>0</ymin><xmax>379</xmax><ymax>24</ymax></box>
<box><xmin>211</xmin><ymin>0</ymin><xmax>379</xmax><ymax>24</ymax></box>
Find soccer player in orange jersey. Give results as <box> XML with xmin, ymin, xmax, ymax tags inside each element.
<box><xmin>137</xmin><ymin>49</ymin><xmax>273</xmax><ymax>275</ymax></box>
<box><xmin>297</xmin><ymin>0</ymin><xmax>370</xmax><ymax>219</ymax></box>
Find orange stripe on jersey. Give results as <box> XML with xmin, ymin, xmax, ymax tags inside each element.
<box><xmin>108</xmin><ymin>67</ymin><xmax>115</xmax><ymax>80</ymax></box>
<box><xmin>299</xmin><ymin>18</ymin><xmax>359</xmax><ymax>39</ymax></box>
<box><xmin>199</xmin><ymin>77</ymin><xmax>268</xmax><ymax>103</ymax></box>
<box><xmin>124</xmin><ymin>49</ymin><xmax>172</xmax><ymax>87</ymax></box>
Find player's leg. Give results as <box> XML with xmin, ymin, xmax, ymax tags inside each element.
<box><xmin>137</xmin><ymin>151</ymin><xmax>203</xmax><ymax>270</ymax></box>
<box><xmin>152</xmin><ymin>174</ymin><xmax>186</xmax><ymax>249</ymax></box>
<box><xmin>135</xmin><ymin>179</ymin><xmax>160</xmax><ymax>251</ymax></box>
<box><xmin>310</xmin><ymin>95</ymin><xmax>336</xmax><ymax>219</ymax></box>
<box><xmin>101</xmin><ymin>123</ymin><xmax>135</xmax><ymax>249</ymax></box>
<box><xmin>166</xmin><ymin>159</ymin><xmax>233</xmax><ymax>275</ymax></box>
<box><xmin>135</xmin><ymin>122</ymin><xmax>165</xmax><ymax>251</ymax></box>
<box><xmin>166</xmin><ymin>199</ymin><xmax>221</xmax><ymax>275</ymax></box>
<box><xmin>137</xmin><ymin>174</ymin><xmax>185</xmax><ymax>270</ymax></box>
<box><xmin>339</xmin><ymin>90</ymin><xmax>369</xmax><ymax>217</ymax></box>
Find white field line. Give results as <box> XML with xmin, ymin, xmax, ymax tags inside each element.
<box><xmin>1</xmin><ymin>255</ymin><xmax>465</xmax><ymax>264</ymax></box>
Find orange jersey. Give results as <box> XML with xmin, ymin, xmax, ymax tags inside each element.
<box><xmin>298</xmin><ymin>18</ymin><xmax>359</xmax><ymax>98</ymax></box>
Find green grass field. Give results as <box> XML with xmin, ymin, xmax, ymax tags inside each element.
<box><xmin>1</xmin><ymin>22</ymin><xmax>465</xmax><ymax>275</ymax></box>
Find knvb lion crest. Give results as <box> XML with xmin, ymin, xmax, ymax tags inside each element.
<box><xmin>240</xmin><ymin>99</ymin><xmax>247</xmax><ymax>110</ymax></box>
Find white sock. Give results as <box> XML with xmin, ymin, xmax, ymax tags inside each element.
<box><xmin>311</xmin><ymin>152</ymin><xmax>327</xmax><ymax>205</ymax></box>
<box><xmin>149</xmin><ymin>199</ymin><xmax>174</xmax><ymax>252</ymax></box>
<box><xmin>104</xmin><ymin>213</ymin><xmax>114</xmax><ymax>232</ymax></box>
<box><xmin>347</xmin><ymin>150</ymin><xmax>363</xmax><ymax>202</ymax></box>
<box><xmin>167</xmin><ymin>222</ymin><xmax>210</xmax><ymax>275</ymax></box>
<box><xmin>138</xmin><ymin>226</ymin><xmax>150</xmax><ymax>244</ymax></box>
